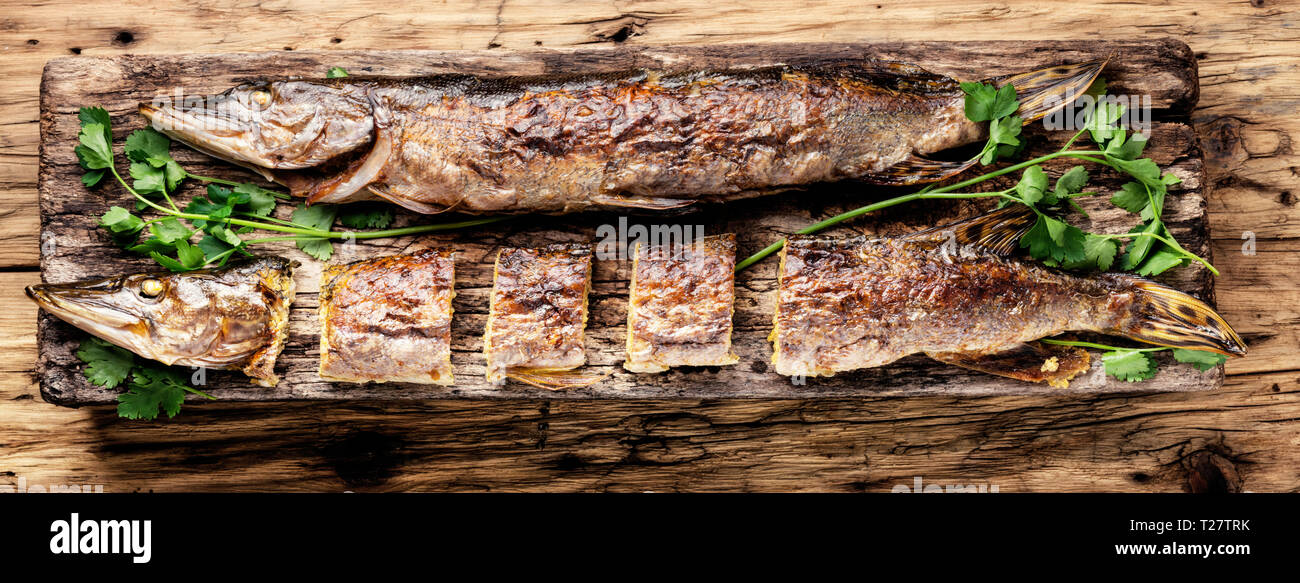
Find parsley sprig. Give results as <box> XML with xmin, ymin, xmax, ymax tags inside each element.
<box><xmin>75</xmin><ymin>337</ymin><xmax>215</xmax><ymax>420</ymax></box>
<box><xmin>76</xmin><ymin>106</ymin><xmax>507</xmax><ymax>270</ymax></box>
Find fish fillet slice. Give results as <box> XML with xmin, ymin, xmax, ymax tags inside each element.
<box><xmin>483</xmin><ymin>244</ymin><xmax>594</xmax><ymax>387</ymax></box>
<box><xmin>624</xmin><ymin>234</ymin><xmax>739</xmax><ymax>373</ymax></box>
<box><xmin>318</xmin><ymin>249</ymin><xmax>456</xmax><ymax>384</ymax></box>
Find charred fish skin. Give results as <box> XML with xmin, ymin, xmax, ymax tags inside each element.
<box><xmin>625</xmin><ymin>234</ymin><xmax>739</xmax><ymax>373</ymax></box>
<box><xmin>318</xmin><ymin>249</ymin><xmax>456</xmax><ymax>385</ymax></box>
<box><xmin>483</xmin><ymin>244</ymin><xmax>593</xmax><ymax>386</ymax></box>
<box><xmin>771</xmin><ymin>207</ymin><xmax>1245</xmax><ymax>382</ymax></box>
<box><xmin>142</xmin><ymin>60</ymin><xmax>1103</xmax><ymax>215</ymax></box>
<box><xmin>26</xmin><ymin>257</ymin><xmax>296</xmax><ymax>386</ymax></box>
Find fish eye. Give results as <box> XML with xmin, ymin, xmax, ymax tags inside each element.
<box><xmin>139</xmin><ymin>278</ymin><xmax>164</xmax><ymax>298</ymax></box>
<box><xmin>251</xmin><ymin>90</ymin><xmax>271</xmax><ymax>107</ymax></box>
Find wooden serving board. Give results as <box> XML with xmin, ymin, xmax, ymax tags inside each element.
<box><xmin>36</xmin><ymin>40</ymin><xmax>1220</xmax><ymax>405</ymax></box>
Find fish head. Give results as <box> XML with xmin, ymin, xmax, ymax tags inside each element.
<box><xmin>139</xmin><ymin>80</ymin><xmax>374</xmax><ymax>170</ymax></box>
<box><xmin>27</xmin><ymin>258</ymin><xmax>296</xmax><ymax>369</ymax></box>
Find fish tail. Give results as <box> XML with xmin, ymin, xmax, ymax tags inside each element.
<box><xmin>1109</xmin><ymin>276</ymin><xmax>1247</xmax><ymax>357</ymax></box>
<box><xmin>993</xmin><ymin>59</ymin><xmax>1107</xmax><ymax>123</ymax></box>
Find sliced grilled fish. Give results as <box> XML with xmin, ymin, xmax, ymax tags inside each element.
<box><xmin>625</xmin><ymin>234</ymin><xmax>738</xmax><ymax>372</ymax></box>
<box><xmin>318</xmin><ymin>249</ymin><xmax>456</xmax><ymax>384</ymax></box>
<box><xmin>483</xmin><ymin>244</ymin><xmax>599</xmax><ymax>389</ymax></box>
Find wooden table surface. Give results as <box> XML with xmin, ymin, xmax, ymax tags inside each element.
<box><xmin>1</xmin><ymin>0</ymin><xmax>1297</xmax><ymax>492</ymax></box>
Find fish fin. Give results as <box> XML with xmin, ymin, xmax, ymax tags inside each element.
<box><xmin>304</xmin><ymin>131</ymin><xmax>393</xmax><ymax>205</ymax></box>
<box><xmin>1109</xmin><ymin>276</ymin><xmax>1247</xmax><ymax>357</ymax></box>
<box><xmin>592</xmin><ymin>193</ymin><xmax>697</xmax><ymax>211</ymax></box>
<box><xmin>507</xmin><ymin>367</ymin><xmax>613</xmax><ymax>390</ymax></box>
<box><xmin>928</xmin><ymin>341</ymin><xmax>1090</xmax><ymax>388</ymax></box>
<box><xmin>992</xmin><ymin>59</ymin><xmax>1108</xmax><ymax>123</ymax></box>
<box><xmin>899</xmin><ymin>205</ymin><xmax>1036</xmax><ymax>256</ymax></box>
<box><xmin>365</xmin><ymin>184</ymin><xmax>459</xmax><ymax>215</ymax></box>
<box><xmin>866</xmin><ymin>151</ymin><xmax>980</xmax><ymax>186</ymax></box>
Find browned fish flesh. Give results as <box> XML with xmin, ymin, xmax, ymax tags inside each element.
<box><xmin>771</xmin><ymin>207</ymin><xmax>1246</xmax><ymax>386</ymax></box>
<box><xmin>318</xmin><ymin>249</ymin><xmax>456</xmax><ymax>384</ymax></box>
<box><xmin>483</xmin><ymin>244</ymin><xmax>595</xmax><ymax>388</ymax></box>
<box><xmin>625</xmin><ymin>234</ymin><xmax>738</xmax><ymax>372</ymax></box>
<box><xmin>141</xmin><ymin>59</ymin><xmax>1104</xmax><ymax>214</ymax></box>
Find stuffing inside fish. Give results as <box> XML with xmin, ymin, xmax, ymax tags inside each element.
<box><xmin>27</xmin><ymin>258</ymin><xmax>297</xmax><ymax>386</ymax></box>
<box><xmin>141</xmin><ymin>59</ymin><xmax>1103</xmax><ymax>214</ymax></box>
<box><xmin>771</xmin><ymin>207</ymin><xmax>1246</xmax><ymax>386</ymax></box>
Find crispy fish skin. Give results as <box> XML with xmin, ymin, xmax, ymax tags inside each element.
<box><xmin>771</xmin><ymin>208</ymin><xmax>1246</xmax><ymax>382</ymax></box>
<box><xmin>142</xmin><ymin>60</ymin><xmax>1103</xmax><ymax>214</ymax></box>
<box><xmin>483</xmin><ymin>244</ymin><xmax>593</xmax><ymax>384</ymax></box>
<box><xmin>26</xmin><ymin>257</ymin><xmax>296</xmax><ymax>386</ymax></box>
<box><xmin>318</xmin><ymin>249</ymin><xmax>456</xmax><ymax>385</ymax></box>
<box><xmin>625</xmin><ymin>234</ymin><xmax>739</xmax><ymax>372</ymax></box>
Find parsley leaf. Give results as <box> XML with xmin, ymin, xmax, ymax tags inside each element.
<box><xmin>117</xmin><ymin>367</ymin><xmax>189</xmax><ymax>420</ymax></box>
<box><xmin>326</xmin><ymin>67</ymin><xmax>349</xmax><ymax>79</ymax></box>
<box><xmin>1015</xmin><ymin>165</ymin><xmax>1048</xmax><ymax>205</ymax></box>
<box><xmin>75</xmin><ymin>337</ymin><xmax>135</xmax><ymax>388</ymax></box>
<box><xmin>1102</xmin><ymin>350</ymin><xmax>1157</xmax><ymax>382</ymax></box>
<box><xmin>1172</xmin><ymin>348</ymin><xmax>1228</xmax><ymax>372</ymax></box>
<box><xmin>338</xmin><ymin>204</ymin><xmax>394</xmax><ymax>229</ymax></box>
<box><xmin>291</xmin><ymin>203</ymin><xmax>339</xmax><ymax>261</ymax></box>
<box><xmin>1022</xmin><ymin>214</ymin><xmax>1087</xmax><ymax>263</ymax></box>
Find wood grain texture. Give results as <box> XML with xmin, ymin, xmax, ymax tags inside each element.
<box><xmin>35</xmin><ymin>42</ymin><xmax>1221</xmax><ymax>404</ymax></box>
<box><xmin>1</xmin><ymin>0</ymin><xmax>1298</xmax><ymax>493</ymax></box>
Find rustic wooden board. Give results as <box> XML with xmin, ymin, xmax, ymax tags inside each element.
<box><xmin>35</xmin><ymin>40</ymin><xmax>1219</xmax><ymax>405</ymax></box>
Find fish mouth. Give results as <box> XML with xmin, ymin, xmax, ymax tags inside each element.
<box><xmin>26</xmin><ymin>282</ymin><xmax>156</xmax><ymax>361</ymax></box>
<box><xmin>139</xmin><ymin>101</ymin><xmax>285</xmax><ymax>171</ymax></box>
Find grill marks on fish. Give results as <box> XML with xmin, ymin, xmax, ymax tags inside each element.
<box><xmin>624</xmin><ymin>234</ymin><xmax>739</xmax><ymax>373</ymax></box>
<box><xmin>771</xmin><ymin>207</ymin><xmax>1245</xmax><ymax>384</ymax></box>
<box><xmin>318</xmin><ymin>249</ymin><xmax>456</xmax><ymax>385</ymax></box>
<box><xmin>483</xmin><ymin>244</ymin><xmax>601</xmax><ymax>388</ymax></box>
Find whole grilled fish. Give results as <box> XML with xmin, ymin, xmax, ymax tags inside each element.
<box><xmin>771</xmin><ymin>208</ymin><xmax>1246</xmax><ymax>386</ymax></box>
<box><xmin>140</xmin><ymin>59</ymin><xmax>1103</xmax><ymax>215</ymax></box>
<box><xmin>27</xmin><ymin>258</ymin><xmax>297</xmax><ymax>386</ymax></box>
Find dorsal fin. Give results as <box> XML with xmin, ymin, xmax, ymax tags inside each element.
<box><xmin>898</xmin><ymin>205</ymin><xmax>1036</xmax><ymax>256</ymax></box>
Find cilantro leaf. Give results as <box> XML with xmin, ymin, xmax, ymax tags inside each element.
<box><xmin>326</xmin><ymin>67</ymin><xmax>349</xmax><ymax>79</ymax></box>
<box><xmin>232</xmin><ymin>183</ymin><xmax>279</xmax><ymax>217</ymax></box>
<box><xmin>117</xmin><ymin>367</ymin><xmax>189</xmax><ymax>420</ymax></box>
<box><xmin>1102</xmin><ymin>350</ymin><xmax>1157</xmax><ymax>382</ymax></box>
<box><xmin>151</xmin><ymin>239</ymin><xmax>205</xmax><ymax>272</ymax></box>
<box><xmin>1134</xmin><ymin>244</ymin><xmax>1186</xmax><ymax>277</ymax></box>
<box><xmin>1120</xmin><ymin>219</ymin><xmax>1163</xmax><ymax>270</ymax></box>
<box><xmin>75</xmin><ymin>122</ymin><xmax>113</xmax><ymax>170</ymax></box>
<box><xmin>1110</xmin><ymin>182</ymin><xmax>1149</xmax><ymax>214</ymax></box>
<box><xmin>981</xmin><ymin>115</ymin><xmax>1022</xmax><ymax>165</ymax></box>
<box><xmin>124</xmin><ymin>127</ymin><xmax>171</xmax><ymax>163</ymax></box>
<box><xmin>1172</xmin><ymin>348</ymin><xmax>1228</xmax><ymax>372</ymax></box>
<box><xmin>75</xmin><ymin>337</ymin><xmax>135</xmax><ymax>388</ymax></box>
<box><xmin>1015</xmin><ymin>165</ymin><xmax>1048</xmax><ymax>205</ymax></box>
<box><xmin>1087</xmin><ymin>100</ymin><xmax>1126</xmax><ymax>145</ymax></box>
<box><xmin>338</xmin><ymin>204</ymin><xmax>394</xmax><ymax>229</ymax></box>
<box><xmin>960</xmin><ymin>82</ymin><xmax>999</xmax><ymax>122</ymax></box>
<box><xmin>149</xmin><ymin>217</ymin><xmax>192</xmax><ymax>244</ymax></box>
<box><xmin>1022</xmin><ymin>214</ymin><xmax>1087</xmax><ymax>263</ymax></box>
<box><xmin>290</xmin><ymin>203</ymin><xmax>339</xmax><ymax>261</ymax></box>
<box><xmin>1054</xmin><ymin>166</ymin><xmax>1089</xmax><ymax>199</ymax></box>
